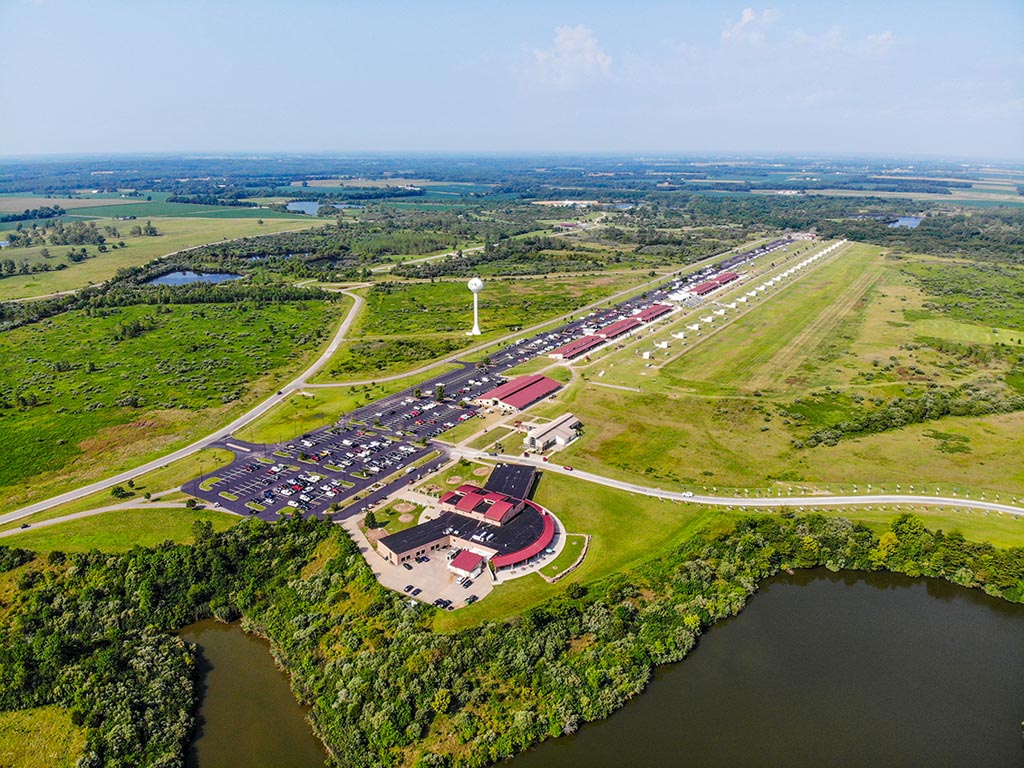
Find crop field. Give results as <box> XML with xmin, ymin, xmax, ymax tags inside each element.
<box><xmin>0</xmin><ymin>196</ymin><xmax>150</xmax><ymax>214</ymax></box>
<box><xmin>2</xmin><ymin>507</ymin><xmax>239</xmax><ymax>553</ymax></box>
<box><xmin>525</xmin><ymin>242</ymin><xmax>1024</xmax><ymax>497</ymax></box>
<box><xmin>0</xmin><ymin>300</ymin><xmax>345</xmax><ymax>514</ymax></box>
<box><xmin>0</xmin><ymin>216</ymin><xmax>321</xmax><ymax>300</ymax></box>
<box><xmin>0</xmin><ymin>706</ymin><xmax>85</xmax><ymax>768</ymax></box>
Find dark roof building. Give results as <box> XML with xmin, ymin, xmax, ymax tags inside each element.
<box><xmin>484</xmin><ymin>463</ymin><xmax>538</xmax><ymax>500</ymax></box>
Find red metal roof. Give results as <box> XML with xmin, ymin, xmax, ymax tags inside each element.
<box><xmin>637</xmin><ymin>303</ymin><xmax>672</xmax><ymax>321</ymax></box>
<box><xmin>500</xmin><ymin>377</ymin><xmax>560</xmax><ymax>410</ymax></box>
<box><xmin>480</xmin><ymin>374</ymin><xmax>546</xmax><ymax>402</ymax></box>
<box><xmin>485</xmin><ymin>499</ymin><xmax>516</xmax><ymax>522</ymax></box>
<box><xmin>439</xmin><ymin>491</ymin><xmax>459</xmax><ymax>505</ymax></box>
<box><xmin>716</xmin><ymin>272</ymin><xmax>739</xmax><ymax>283</ymax></box>
<box><xmin>491</xmin><ymin>503</ymin><xmax>556</xmax><ymax>569</ymax></box>
<box><xmin>692</xmin><ymin>281</ymin><xmax>719</xmax><ymax>295</ymax></box>
<box><xmin>550</xmin><ymin>335</ymin><xmax>603</xmax><ymax>359</ymax></box>
<box><xmin>598</xmin><ymin>317</ymin><xmax>641</xmax><ymax>339</ymax></box>
<box><xmin>450</xmin><ymin>550</ymin><xmax>484</xmax><ymax>573</ymax></box>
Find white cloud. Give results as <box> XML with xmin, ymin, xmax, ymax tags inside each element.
<box><xmin>721</xmin><ymin>7</ymin><xmax>780</xmax><ymax>46</ymax></box>
<box><xmin>864</xmin><ymin>30</ymin><xmax>897</xmax><ymax>56</ymax></box>
<box><xmin>533</xmin><ymin>25</ymin><xmax>612</xmax><ymax>89</ymax></box>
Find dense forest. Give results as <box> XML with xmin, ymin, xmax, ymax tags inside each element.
<box><xmin>0</xmin><ymin>512</ymin><xmax>1020</xmax><ymax>767</ymax></box>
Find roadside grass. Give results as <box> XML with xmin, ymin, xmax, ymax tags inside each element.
<box><xmin>1</xmin><ymin>507</ymin><xmax>239</xmax><ymax>553</ymax></box>
<box><xmin>0</xmin><ymin>706</ymin><xmax>85</xmax><ymax>768</ymax></box>
<box><xmin>540</xmin><ymin>533</ymin><xmax>587</xmax><ymax>579</ymax></box>
<box><xmin>0</xmin><ymin>448</ymin><xmax>235</xmax><ymax>533</ymax></box>
<box><xmin>0</xmin><ymin>300</ymin><xmax>346</xmax><ymax>516</ymax></box>
<box><xmin>0</xmin><ymin>216</ymin><xmax>320</xmax><ymax>300</ymax></box>
<box><xmin>466</xmin><ymin>425</ymin><xmax>514</xmax><ymax>451</ymax></box>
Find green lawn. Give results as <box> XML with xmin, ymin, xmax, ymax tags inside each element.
<box><xmin>0</xmin><ymin>706</ymin><xmax>85</xmax><ymax>768</ymax></box>
<box><xmin>3</xmin><ymin>507</ymin><xmax>239</xmax><ymax>553</ymax></box>
<box><xmin>436</xmin><ymin>472</ymin><xmax>712</xmax><ymax>630</ymax></box>
<box><xmin>540</xmin><ymin>533</ymin><xmax>587</xmax><ymax>578</ymax></box>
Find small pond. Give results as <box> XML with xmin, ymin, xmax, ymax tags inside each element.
<box><xmin>181</xmin><ymin>620</ymin><xmax>327</xmax><ymax>768</ymax></box>
<box><xmin>146</xmin><ymin>271</ymin><xmax>243</xmax><ymax>286</ymax></box>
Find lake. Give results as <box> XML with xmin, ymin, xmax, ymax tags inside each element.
<box><xmin>286</xmin><ymin>201</ymin><xmax>363</xmax><ymax>215</ymax></box>
<box><xmin>511</xmin><ymin>570</ymin><xmax>1024</xmax><ymax>768</ymax></box>
<box><xmin>181</xmin><ymin>620</ymin><xmax>327</xmax><ymax>768</ymax></box>
<box><xmin>888</xmin><ymin>216</ymin><xmax>923</xmax><ymax>228</ymax></box>
<box><xmin>146</xmin><ymin>271</ymin><xmax>243</xmax><ymax>286</ymax></box>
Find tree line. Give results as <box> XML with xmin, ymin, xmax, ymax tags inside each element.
<box><xmin>0</xmin><ymin>511</ymin><xmax>1021</xmax><ymax>767</ymax></box>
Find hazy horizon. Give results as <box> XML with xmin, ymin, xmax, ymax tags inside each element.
<box><xmin>2</xmin><ymin>0</ymin><xmax>1021</xmax><ymax>160</ymax></box>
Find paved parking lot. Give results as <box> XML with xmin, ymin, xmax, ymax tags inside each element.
<box><xmin>186</xmin><ymin>238</ymin><xmax>796</xmax><ymax>524</ymax></box>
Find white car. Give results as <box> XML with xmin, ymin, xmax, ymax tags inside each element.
<box><xmin>681</xmin><ymin>491</ymin><xmax>694</xmax><ymax>498</ymax></box>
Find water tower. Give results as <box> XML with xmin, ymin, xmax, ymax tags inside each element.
<box><xmin>467</xmin><ymin>277</ymin><xmax>484</xmax><ymax>336</ymax></box>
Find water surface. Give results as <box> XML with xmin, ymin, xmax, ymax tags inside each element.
<box><xmin>181</xmin><ymin>620</ymin><xmax>327</xmax><ymax>768</ymax></box>
<box><xmin>511</xmin><ymin>570</ymin><xmax>1024</xmax><ymax>768</ymax></box>
<box><xmin>888</xmin><ymin>216</ymin><xmax>923</xmax><ymax>228</ymax></box>
<box><xmin>147</xmin><ymin>271</ymin><xmax>243</xmax><ymax>286</ymax></box>
<box><xmin>286</xmin><ymin>201</ymin><xmax>362</xmax><ymax>215</ymax></box>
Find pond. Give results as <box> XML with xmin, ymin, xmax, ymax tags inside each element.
<box><xmin>510</xmin><ymin>570</ymin><xmax>1024</xmax><ymax>768</ymax></box>
<box><xmin>286</xmin><ymin>201</ymin><xmax>364</xmax><ymax>215</ymax></box>
<box><xmin>146</xmin><ymin>271</ymin><xmax>243</xmax><ymax>286</ymax></box>
<box><xmin>181</xmin><ymin>620</ymin><xmax>327</xmax><ymax>768</ymax></box>
<box><xmin>888</xmin><ymin>216</ymin><xmax>923</xmax><ymax>228</ymax></box>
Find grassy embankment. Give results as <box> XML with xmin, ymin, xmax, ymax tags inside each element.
<box><xmin>0</xmin><ymin>298</ymin><xmax>349</xmax><ymax>516</ymax></box>
<box><xmin>0</xmin><ymin>448</ymin><xmax>234</xmax><ymax>533</ymax></box>
<box><xmin>0</xmin><ymin>214</ymin><xmax>316</xmax><ymax>300</ymax></box>
<box><xmin>3</xmin><ymin>507</ymin><xmax>239</xmax><ymax>553</ymax></box>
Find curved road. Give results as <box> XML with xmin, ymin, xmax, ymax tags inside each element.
<box><xmin>451</xmin><ymin>448</ymin><xmax>1024</xmax><ymax>517</ymax></box>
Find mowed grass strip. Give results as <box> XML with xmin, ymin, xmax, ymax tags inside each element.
<box><xmin>661</xmin><ymin>242</ymin><xmax>882</xmax><ymax>394</ymax></box>
<box><xmin>2</xmin><ymin>507</ymin><xmax>239</xmax><ymax>553</ymax></box>
<box><xmin>0</xmin><ymin>706</ymin><xmax>85</xmax><ymax>768</ymax></box>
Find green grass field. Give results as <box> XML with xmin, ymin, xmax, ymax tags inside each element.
<box><xmin>0</xmin><ymin>216</ymin><xmax>318</xmax><ymax>300</ymax></box>
<box><xmin>0</xmin><ymin>706</ymin><xmax>85</xmax><ymax>768</ymax></box>
<box><xmin>437</xmin><ymin>469</ymin><xmax>1024</xmax><ymax>631</ymax></box>
<box><xmin>3</xmin><ymin>507</ymin><xmax>239</xmax><ymax>553</ymax></box>
<box><xmin>0</xmin><ymin>299</ymin><xmax>346</xmax><ymax>515</ymax></box>
<box><xmin>540</xmin><ymin>533</ymin><xmax>587</xmax><ymax>578</ymax></box>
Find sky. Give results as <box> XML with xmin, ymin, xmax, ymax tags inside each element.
<box><xmin>1</xmin><ymin>0</ymin><xmax>1022</xmax><ymax>159</ymax></box>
